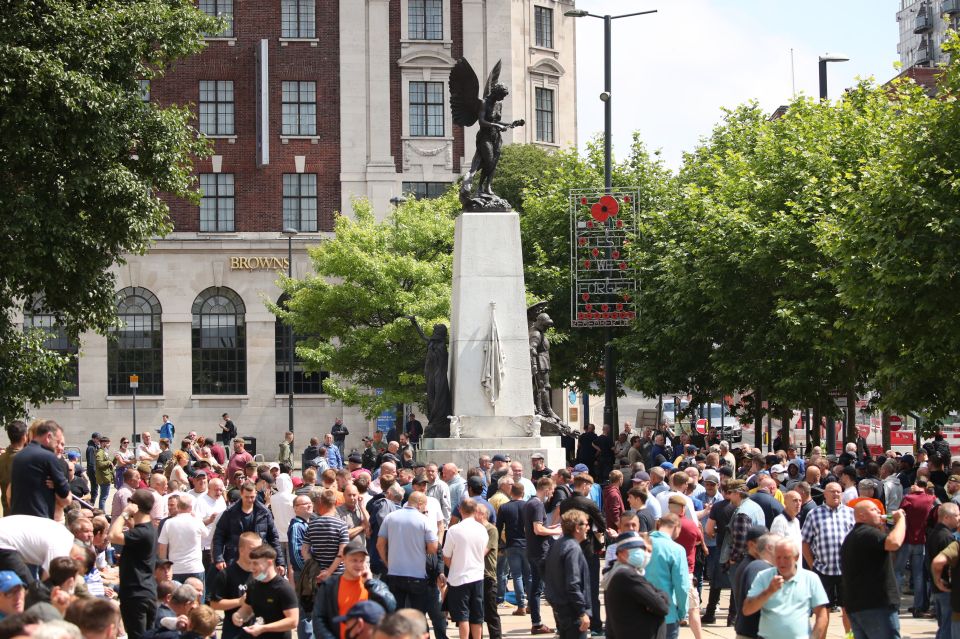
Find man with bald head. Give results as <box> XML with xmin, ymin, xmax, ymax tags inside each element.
<box><xmin>377</xmin><ymin>491</ymin><xmax>439</xmax><ymax>610</ymax></box>
<box><xmin>801</xmin><ymin>482</ymin><xmax>854</xmax><ymax>617</ymax></box>
<box><xmin>744</xmin><ymin>539</ymin><xmax>829</xmax><ymax>639</ymax></box>
<box><xmin>749</xmin><ymin>476</ymin><xmax>784</xmax><ymax>529</ymax></box>
<box><xmin>771</xmin><ymin>490</ymin><xmax>803</xmax><ymax>548</ymax></box>
<box><xmin>840</xmin><ymin>500</ymin><xmax>905</xmax><ymax>638</ymax></box>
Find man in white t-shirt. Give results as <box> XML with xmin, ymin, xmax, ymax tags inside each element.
<box><xmin>656</xmin><ymin>471</ymin><xmax>698</xmax><ymax>523</ymax></box>
<box><xmin>193</xmin><ymin>477</ymin><xmax>227</xmax><ymax>558</ymax></box>
<box><xmin>412</xmin><ymin>474</ymin><xmax>446</xmax><ymax>543</ymax></box>
<box><xmin>443</xmin><ymin>498</ymin><xmax>489</xmax><ymax>639</ymax></box>
<box><xmin>136</xmin><ymin>432</ymin><xmax>161</xmax><ymax>463</ymax></box>
<box><xmin>0</xmin><ymin>515</ymin><xmax>79</xmax><ymax>585</ymax></box>
<box><xmin>158</xmin><ymin>493</ymin><xmax>207</xmax><ymax>582</ymax></box>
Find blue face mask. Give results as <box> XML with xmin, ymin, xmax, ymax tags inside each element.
<box><xmin>627</xmin><ymin>548</ymin><xmax>647</xmax><ymax>569</ymax></box>
<box><xmin>253</xmin><ymin>571</ymin><xmax>269</xmax><ymax>582</ymax></box>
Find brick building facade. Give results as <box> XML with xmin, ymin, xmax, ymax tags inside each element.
<box><xmin>28</xmin><ymin>0</ymin><xmax>578</xmax><ymax>455</ymax></box>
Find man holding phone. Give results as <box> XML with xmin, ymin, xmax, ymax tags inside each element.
<box><xmin>743</xmin><ymin>538</ymin><xmax>829</xmax><ymax>639</ymax></box>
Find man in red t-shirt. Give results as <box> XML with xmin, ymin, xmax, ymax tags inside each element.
<box><xmin>898</xmin><ymin>479</ymin><xmax>936</xmax><ymax>616</ymax></box>
<box><xmin>667</xmin><ymin>494</ymin><xmax>705</xmax><ymax>635</ymax></box>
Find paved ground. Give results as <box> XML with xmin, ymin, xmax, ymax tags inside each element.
<box><xmin>488</xmin><ymin>590</ymin><xmax>939</xmax><ymax>639</ymax></box>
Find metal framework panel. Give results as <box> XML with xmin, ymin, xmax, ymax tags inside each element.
<box><xmin>569</xmin><ymin>188</ymin><xmax>638</xmax><ymax>328</ymax></box>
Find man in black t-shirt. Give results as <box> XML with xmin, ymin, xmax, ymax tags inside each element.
<box><xmin>232</xmin><ymin>545</ymin><xmax>298</xmax><ymax>639</ymax></box>
<box><xmin>497</xmin><ymin>485</ymin><xmax>529</xmax><ymax>613</ymax></box>
<box><xmin>108</xmin><ymin>489</ymin><xmax>157</xmax><ymax>639</ymax></box>
<box><xmin>210</xmin><ymin>532</ymin><xmax>262</xmax><ymax>639</ymax></box>
<box><xmin>524</xmin><ymin>477</ymin><xmax>559</xmax><ymax>635</ymax></box>
<box><xmin>840</xmin><ymin>501</ymin><xmax>906</xmax><ymax>638</ymax></box>
<box><xmin>703</xmin><ymin>490</ymin><xmax>735</xmax><ymax>624</ymax></box>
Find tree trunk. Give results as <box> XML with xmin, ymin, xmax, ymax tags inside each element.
<box><xmin>846</xmin><ymin>390</ymin><xmax>857</xmax><ymax>445</ymax></box>
<box><xmin>881</xmin><ymin>410</ymin><xmax>891</xmax><ymax>453</ymax></box>
<box><xmin>811</xmin><ymin>401</ymin><xmax>821</xmax><ymax>447</ymax></box>
<box><xmin>754</xmin><ymin>387</ymin><xmax>763</xmax><ymax>449</ymax></box>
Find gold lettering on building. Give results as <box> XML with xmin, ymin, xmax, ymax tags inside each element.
<box><xmin>228</xmin><ymin>256</ymin><xmax>290</xmax><ymax>271</ymax></box>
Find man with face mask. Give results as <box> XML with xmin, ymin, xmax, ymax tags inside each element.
<box><xmin>312</xmin><ymin>538</ymin><xmax>396</xmax><ymax>639</ymax></box>
<box><xmin>602</xmin><ymin>536</ymin><xmax>669</xmax><ymax>639</ymax></box>
<box><xmin>231</xmin><ymin>545</ymin><xmax>298</xmax><ymax>639</ymax></box>
<box><xmin>210</xmin><ymin>532</ymin><xmax>262</xmax><ymax>639</ymax></box>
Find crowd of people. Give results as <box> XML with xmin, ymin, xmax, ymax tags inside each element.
<box><xmin>0</xmin><ymin>414</ymin><xmax>956</xmax><ymax>639</ymax></box>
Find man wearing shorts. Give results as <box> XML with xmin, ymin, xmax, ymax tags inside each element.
<box><xmin>443</xmin><ymin>499</ymin><xmax>489</xmax><ymax>639</ymax></box>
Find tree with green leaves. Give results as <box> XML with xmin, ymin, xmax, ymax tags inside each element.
<box><xmin>276</xmin><ymin>196</ymin><xmax>458</xmax><ymax>419</ymax></box>
<box><xmin>0</xmin><ymin>0</ymin><xmax>216</xmax><ymax>420</ymax></box>
<box><xmin>821</xmin><ymin>43</ymin><xmax>960</xmax><ymax>428</ymax></box>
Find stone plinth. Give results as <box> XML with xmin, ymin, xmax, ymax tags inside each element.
<box><xmin>417</xmin><ymin>436</ymin><xmax>566</xmax><ymax>477</ymax></box>
<box><xmin>449</xmin><ymin>212</ymin><xmax>536</xmax><ymax>438</ymax></box>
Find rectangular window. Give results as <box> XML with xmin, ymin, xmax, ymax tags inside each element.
<box><xmin>409</xmin><ymin>0</ymin><xmax>443</xmax><ymax>40</ymax></box>
<box><xmin>535</xmin><ymin>87</ymin><xmax>554</xmax><ymax>143</ymax></box>
<box><xmin>138</xmin><ymin>79</ymin><xmax>150</xmax><ymax>103</ymax></box>
<box><xmin>283</xmin><ymin>174</ymin><xmax>318</xmax><ymax>232</ymax></box>
<box><xmin>281</xmin><ymin>81</ymin><xmax>317</xmax><ymax>136</ymax></box>
<box><xmin>199</xmin><ymin>81</ymin><xmax>235</xmax><ymax>135</ymax></box>
<box><xmin>281</xmin><ymin>0</ymin><xmax>316</xmax><ymax>38</ymax></box>
<box><xmin>535</xmin><ymin>6</ymin><xmax>553</xmax><ymax>48</ymax></box>
<box><xmin>402</xmin><ymin>181</ymin><xmax>450</xmax><ymax>199</ymax></box>
<box><xmin>200</xmin><ymin>0</ymin><xmax>234</xmax><ymax>37</ymax></box>
<box><xmin>199</xmin><ymin>173</ymin><xmax>235</xmax><ymax>232</ymax></box>
<box><xmin>409</xmin><ymin>81</ymin><xmax>444</xmax><ymax>137</ymax></box>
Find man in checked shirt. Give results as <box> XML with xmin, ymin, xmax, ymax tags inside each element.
<box><xmin>801</xmin><ymin>482</ymin><xmax>855</xmax><ymax>634</ymax></box>
<box><xmin>722</xmin><ymin>479</ymin><xmax>765</xmax><ymax>625</ymax></box>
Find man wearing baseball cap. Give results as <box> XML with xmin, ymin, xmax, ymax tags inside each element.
<box><xmin>334</xmin><ymin>601</ymin><xmax>386</xmax><ymax>639</ymax></box>
<box><xmin>603</xmin><ymin>537</ymin><xmax>668</xmax><ymax>639</ymax></box>
<box><xmin>0</xmin><ymin>571</ymin><xmax>25</xmax><ymax>620</ymax></box>
<box><xmin>314</xmin><ymin>538</ymin><xmax>396</xmax><ymax>639</ymax></box>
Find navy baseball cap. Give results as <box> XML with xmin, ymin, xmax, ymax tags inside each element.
<box><xmin>332</xmin><ymin>600</ymin><xmax>386</xmax><ymax>624</ymax></box>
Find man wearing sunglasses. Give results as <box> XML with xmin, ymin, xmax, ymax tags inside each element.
<box><xmin>543</xmin><ymin>509</ymin><xmax>592</xmax><ymax>639</ymax></box>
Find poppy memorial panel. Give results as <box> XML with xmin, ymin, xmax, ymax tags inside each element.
<box><xmin>569</xmin><ymin>188</ymin><xmax>638</xmax><ymax>328</ymax></box>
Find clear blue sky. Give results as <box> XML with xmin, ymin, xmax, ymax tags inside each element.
<box><xmin>573</xmin><ymin>1</ymin><xmax>902</xmax><ymax>169</ymax></box>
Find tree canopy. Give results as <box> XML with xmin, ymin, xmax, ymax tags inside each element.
<box><xmin>277</xmin><ymin>196</ymin><xmax>458</xmax><ymax>418</ymax></box>
<box><xmin>0</xmin><ymin>0</ymin><xmax>216</xmax><ymax>419</ymax></box>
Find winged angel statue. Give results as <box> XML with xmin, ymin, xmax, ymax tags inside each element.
<box><xmin>449</xmin><ymin>59</ymin><xmax>524</xmax><ymax>211</ymax></box>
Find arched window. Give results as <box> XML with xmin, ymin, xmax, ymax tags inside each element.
<box><xmin>275</xmin><ymin>294</ymin><xmax>327</xmax><ymax>395</ymax></box>
<box><xmin>192</xmin><ymin>287</ymin><xmax>246</xmax><ymax>395</ymax></box>
<box><xmin>22</xmin><ymin>302</ymin><xmax>79</xmax><ymax>396</ymax></box>
<box><xmin>108</xmin><ymin>287</ymin><xmax>163</xmax><ymax>395</ymax></box>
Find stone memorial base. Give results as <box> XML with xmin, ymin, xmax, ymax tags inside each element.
<box><xmin>417</xmin><ymin>435</ymin><xmax>566</xmax><ymax>476</ymax></box>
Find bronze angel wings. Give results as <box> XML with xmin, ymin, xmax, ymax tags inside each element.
<box><xmin>448</xmin><ymin>58</ymin><xmax>502</xmax><ymax>127</ymax></box>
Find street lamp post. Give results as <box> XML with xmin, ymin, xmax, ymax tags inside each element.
<box><xmin>817</xmin><ymin>53</ymin><xmax>847</xmax><ymax>455</ymax></box>
<box><xmin>565</xmin><ymin>7</ymin><xmax>656</xmax><ymax>438</ymax></box>
<box><xmin>281</xmin><ymin>227</ymin><xmax>299</xmax><ymax>434</ymax></box>
<box><xmin>389</xmin><ymin>195</ymin><xmax>407</xmax><ymax>433</ymax></box>
<box><xmin>818</xmin><ymin>53</ymin><xmax>850</xmax><ymax>101</ymax></box>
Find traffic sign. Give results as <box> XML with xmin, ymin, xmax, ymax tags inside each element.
<box><xmin>695</xmin><ymin>418</ymin><xmax>707</xmax><ymax>434</ymax></box>
<box><xmin>890</xmin><ymin>415</ymin><xmax>903</xmax><ymax>432</ymax></box>
<box><xmin>129</xmin><ymin>374</ymin><xmax>139</xmax><ymax>389</ymax></box>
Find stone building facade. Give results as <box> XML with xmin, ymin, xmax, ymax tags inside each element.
<box><xmin>24</xmin><ymin>0</ymin><xmax>578</xmax><ymax>457</ymax></box>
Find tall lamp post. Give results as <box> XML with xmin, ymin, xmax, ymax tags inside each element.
<box><xmin>389</xmin><ymin>195</ymin><xmax>407</xmax><ymax>433</ymax></box>
<box><xmin>817</xmin><ymin>53</ymin><xmax>847</xmax><ymax>455</ymax></box>
<box><xmin>281</xmin><ymin>227</ymin><xmax>299</xmax><ymax>433</ymax></box>
<box><xmin>818</xmin><ymin>53</ymin><xmax>849</xmax><ymax>101</ymax></box>
<box><xmin>565</xmin><ymin>7</ymin><xmax>656</xmax><ymax>438</ymax></box>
